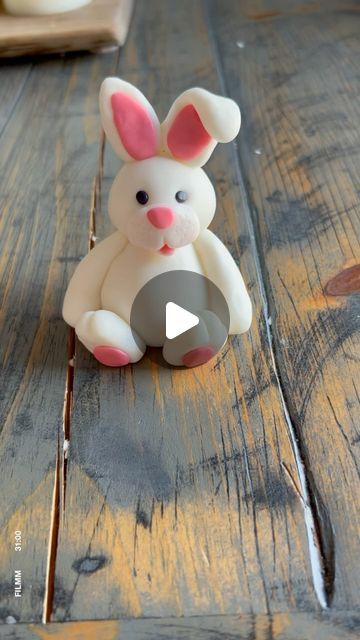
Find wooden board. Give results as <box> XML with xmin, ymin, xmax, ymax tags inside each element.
<box><xmin>0</xmin><ymin>0</ymin><xmax>133</xmax><ymax>57</ymax></box>
<box><xmin>0</xmin><ymin>48</ymin><xmax>119</xmax><ymax>622</ymax></box>
<box><xmin>207</xmin><ymin>0</ymin><xmax>360</xmax><ymax>610</ymax></box>
<box><xmin>0</xmin><ymin>62</ymin><xmax>31</xmax><ymax>133</ymax></box>
<box><xmin>1</xmin><ymin>0</ymin><xmax>359</xmax><ymax>626</ymax></box>
<box><xmin>1</xmin><ymin>612</ymin><xmax>360</xmax><ymax>640</ymax></box>
<box><xmin>52</xmin><ymin>0</ymin><xmax>320</xmax><ymax>622</ymax></box>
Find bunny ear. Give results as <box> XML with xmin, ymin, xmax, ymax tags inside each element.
<box><xmin>99</xmin><ymin>78</ymin><xmax>161</xmax><ymax>161</ymax></box>
<box><xmin>161</xmin><ymin>88</ymin><xmax>241</xmax><ymax>167</ymax></box>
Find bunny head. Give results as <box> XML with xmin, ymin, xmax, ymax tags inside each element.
<box><xmin>100</xmin><ymin>78</ymin><xmax>241</xmax><ymax>254</ymax></box>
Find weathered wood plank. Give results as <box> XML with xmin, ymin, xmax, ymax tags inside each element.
<box><xmin>0</xmin><ymin>63</ymin><xmax>31</xmax><ymax>136</ymax></box>
<box><xmin>207</xmin><ymin>0</ymin><xmax>360</xmax><ymax>609</ymax></box>
<box><xmin>0</xmin><ymin>51</ymin><xmax>119</xmax><ymax>622</ymax></box>
<box><xmin>1</xmin><ymin>612</ymin><xmax>359</xmax><ymax>640</ymax></box>
<box><xmin>53</xmin><ymin>0</ymin><xmax>320</xmax><ymax>620</ymax></box>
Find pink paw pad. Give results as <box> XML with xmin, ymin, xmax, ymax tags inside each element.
<box><xmin>182</xmin><ymin>346</ymin><xmax>215</xmax><ymax>368</ymax></box>
<box><xmin>93</xmin><ymin>345</ymin><xmax>130</xmax><ymax>367</ymax></box>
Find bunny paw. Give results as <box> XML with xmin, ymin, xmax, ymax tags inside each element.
<box><xmin>93</xmin><ymin>346</ymin><xmax>130</xmax><ymax>367</ymax></box>
<box><xmin>182</xmin><ymin>345</ymin><xmax>215</xmax><ymax>368</ymax></box>
<box><xmin>162</xmin><ymin>310</ymin><xmax>227</xmax><ymax>367</ymax></box>
<box><xmin>76</xmin><ymin>310</ymin><xmax>145</xmax><ymax>365</ymax></box>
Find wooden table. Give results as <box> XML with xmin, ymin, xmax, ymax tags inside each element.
<box><xmin>0</xmin><ymin>1</ymin><xmax>359</xmax><ymax>637</ymax></box>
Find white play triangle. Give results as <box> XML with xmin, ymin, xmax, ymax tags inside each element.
<box><xmin>165</xmin><ymin>302</ymin><xmax>199</xmax><ymax>340</ymax></box>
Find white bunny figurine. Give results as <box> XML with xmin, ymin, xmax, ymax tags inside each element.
<box><xmin>63</xmin><ymin>78</ymin><xmax>252</xmax><ymax>368</ymax></box>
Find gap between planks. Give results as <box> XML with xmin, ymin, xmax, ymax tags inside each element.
<box><xmin>41</xmin><ymin>124</ymin><xmax>106</xmax><ymax>625</ymax></box>
<box><xmin>203</xmin><ymin>0</ymin><xmax>329</xmax><ymax>609</ymax></box>
<box><xmin>41</xmin><ymin>42</ymin><xmax>120</xmax><ymax>621</ymax></box>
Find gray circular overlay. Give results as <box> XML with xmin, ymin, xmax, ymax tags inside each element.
<box><xmin>130</xmin><ymin>270</ymin><xmax>230</xmax><ymax>364</ymax></box>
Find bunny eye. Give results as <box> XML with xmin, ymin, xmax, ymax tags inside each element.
<box><xmin>136</xmin><ymin>190</ymin><xmax>149</xmax><ymax>205</ymax></box>
<box><xmin>175</xmin><ymin>190</ymin><xmax>188</xmax><ymax>203</ymax></box>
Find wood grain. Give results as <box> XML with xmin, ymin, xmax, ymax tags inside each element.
<box><xmin>0</xmin><ymin>63</ymin><xmax>31</xmax><ymax>135</ymax></box>
<box><xmin>52</xmin><ymin>0</ymin><xmax>319</xmax><ymax>621</ymax></box>
<box><xmin>0</xmin><ymin>51</ymin><xmax>118</xmax><ymax>622</ymax></box>
<box><xmin>207</xmin><ymin>0</ymin><xmax>360</xmax><ymax>609</ymax></box>
<box><xmin>0</xmin><ymin>0</ymin><xmax>134</xmax><ymax>57</ymax></box>
<box><xmin>1</xmin><ymin>612</ymin><xmax>359</xmax><ymax>640</ymax></box>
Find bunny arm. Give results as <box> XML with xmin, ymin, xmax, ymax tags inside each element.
<box><xmin>194</xmin><ymin>229</ymin><xmax>252</xmax><ymax>334</ymax></box>
<box><xmin>63</xmin><ymin>231</ymin><xmax>127</xmax><ymax>328</ymax></box>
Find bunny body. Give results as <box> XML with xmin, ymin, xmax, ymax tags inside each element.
<box><xmin>63</xmin><ymin>79</ymin><xmax>252</xmax><ymax>367</ymax></box>
<box><xmin>101</xmin><ymin>244</ymin><xmax>204</xmax><ymax>326</ymax></box>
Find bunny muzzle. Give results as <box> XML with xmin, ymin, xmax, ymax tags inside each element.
<box><xmin>125</xmin><ymin>201</ymin><xmax>201</xmax><ymax>254</ymax></box>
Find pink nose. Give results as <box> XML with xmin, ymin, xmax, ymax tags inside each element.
<box><xmin>147</xmin><ymin>207</ymin><xmax>175</xmax><ymax>229</ymax></box>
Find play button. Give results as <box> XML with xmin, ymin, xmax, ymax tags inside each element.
<box><xmin>130</xmin><ymin>270</ymin><xmax>230</xmax><ymax>367</ymax></box>
<box><xmin>166</xmin><ymin>302</ymin><xmax>199</xmax><ymax>339</ymax></box>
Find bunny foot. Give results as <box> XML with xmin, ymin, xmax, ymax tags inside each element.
<box><xmin>162</xmin><ymin>310</ymin><xmax>227</xmax><ymax>367</ymax></box>
<box><xmin>182</xmin><ymin>345</ymin><xmax>215</xmax><ymax>367</ymax></box>
<box><xmin>76</xmin><ymin>310</ymin><xmax>145</xmax><ymax>365</ymax></box>
<box><xmin>93</xmin><ymin>346</ymin><xmax>130</xmax><ymax>367</ymax></box>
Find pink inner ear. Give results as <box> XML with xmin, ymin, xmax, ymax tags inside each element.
<box><xmin>167</xmin><ymin>104</ymin><xmax>212</xmax><ymax>160</ymax></box>
<box><xmin>111</xmin><ymin>92</ymin><xmax>157</xmax><ymax>160</ymax></box>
